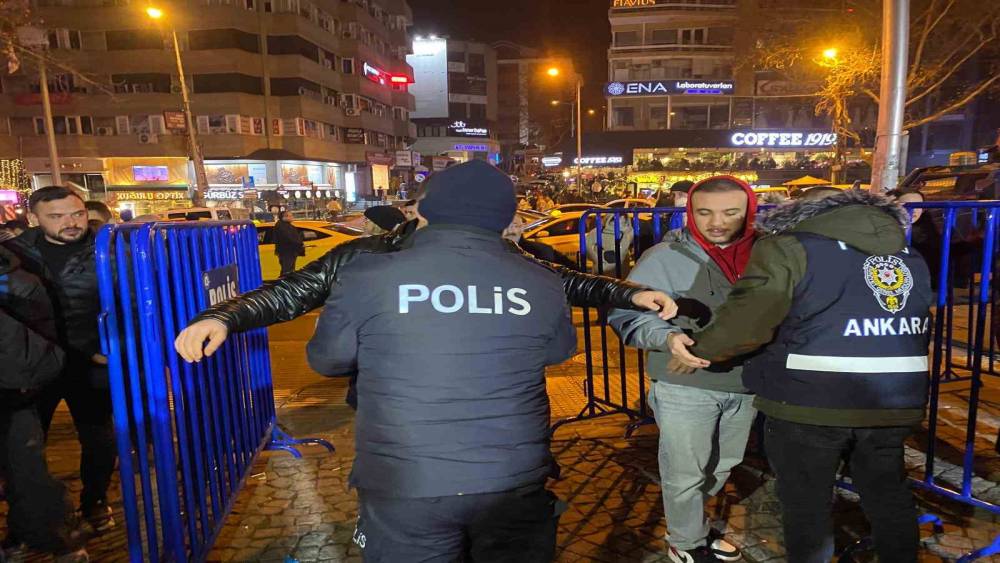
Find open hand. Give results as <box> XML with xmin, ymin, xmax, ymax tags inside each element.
<box><xmin>667</xmin><ymin>333</ymin><xmax>710</xmax><ymax>372</ymax></box>
<box><xmin>632</xmin><ymin>290</ymin><xmax>679</xmax><ymax>321</ymax></box>
<box><xmin>174</xmin><ymin>319</ymin><xmax>229</xmax><ymax>363</ymax></box>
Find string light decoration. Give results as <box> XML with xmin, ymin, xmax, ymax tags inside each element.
<box><xmin>0</xmin><ymin>159</ymin><xmax>31</xmax><ymax>195</ymax></box>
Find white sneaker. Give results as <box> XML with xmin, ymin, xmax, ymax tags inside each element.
<box><xmin>710</xmin><ymin>538</ymin><xmax>742</xmax><ymax>561</ymax></box>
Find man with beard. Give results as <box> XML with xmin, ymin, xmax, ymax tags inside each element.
<box><xmin>609</xmin><ymin>176</ymin><xmax>758</xmax><ymax>563</ymax></box>
<box><xmin>3</xmin><ymin>186</ymin><xmax>116</xmax><ymax>534</ymax></box>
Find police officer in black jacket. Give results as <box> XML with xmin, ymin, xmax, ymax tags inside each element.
<box><xmin>0</xmin><ymin>246</ymin><xmax>89</xmax><ymax>562</ymax></box>
<box><xmin>4</xmin><ymin>186</ymin><xmax>116</xmax><ymax>532</ymax></box>
<box><xmin>306</xmin><ymin>160</ymin><xmax>577</xmax><ymax>561</ymax></box>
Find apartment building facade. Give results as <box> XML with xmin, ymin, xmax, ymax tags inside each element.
<box><xmin>0</xmin><ymin>0</ymin><xmax>416</xmax><ymax>215</ymax></box>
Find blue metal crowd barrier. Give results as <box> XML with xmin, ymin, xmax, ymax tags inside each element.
<box><xmin>556</xmin><ymin>200</ymin><xmax>1000</xmax><ymax>561</ymax></box>
<box><xmin>95</xmin><ymin>221</ymin><xmax>333</xmax><ymax>563</ymax></box>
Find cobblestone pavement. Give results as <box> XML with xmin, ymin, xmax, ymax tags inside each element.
<box><xmin>8</xmin><ymin>311</ymin><xmax>1000</xmax><ymax>562</ymax></box>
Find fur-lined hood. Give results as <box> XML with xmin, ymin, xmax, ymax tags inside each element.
<box><xmin>754</xmin><ymin>189</ymin><xmax>909</xmax><ymax>255</ymax></box>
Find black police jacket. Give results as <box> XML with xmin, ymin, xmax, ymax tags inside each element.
<box><xmin>194</xmin><ymin>220</ymin><xmax>646</xmax><ymax>331</ymax></box>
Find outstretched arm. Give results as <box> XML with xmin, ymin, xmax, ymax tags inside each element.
<box><xmin>510</xmin><ymin>242</ymin><xmax>677</xmax><ymax>319</ymax></box>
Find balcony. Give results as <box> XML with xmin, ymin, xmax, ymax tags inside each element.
<box><xmin>610</xmin><ymin>0</ymin><xmax>737</xmax><ymax>15</ymax></box>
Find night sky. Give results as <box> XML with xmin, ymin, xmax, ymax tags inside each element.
<box><xmin>408</xmin><ymin>0</ymin><xmax>611</xmax><ymax>108</ymax></box>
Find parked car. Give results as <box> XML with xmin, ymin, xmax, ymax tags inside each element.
<box><xmin>900</xmin><ymin>164</ymin><xmax>1000</xmax><ymax>200</ymax></box>
<box><xmin>521</xmin><ymin>211</ymin><xmax>596</xmax><ymax>261</ymax></box>
<box><xmin>165</xmin><ymin>207</ymin><xmax>250</xmax><ymax>221</ymax></box>
<box><xmin>606</xmin><ymin>198</ymin><xmax>654</xmax><ymax>209</ymax></box>
<box><xmin>256</xmin><ymin>220</ymin><xmax>360</xmax><ymax>280</ymax></box>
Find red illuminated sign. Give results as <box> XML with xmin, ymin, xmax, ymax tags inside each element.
<box><xmin>363</xmin><ymin>62</ymin><xmax>412</xmax><ymax>87</ymax></box>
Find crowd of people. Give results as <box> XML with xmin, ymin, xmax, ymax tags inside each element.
<box><xmin>170</xmin><ymin>162</ymin><xmax>934</xmax><ymax>562</ymax></box>
<box><xmin>0</xmin><ymin>159</ymin><xmax>939</xmax><ymax>562</ymax></box>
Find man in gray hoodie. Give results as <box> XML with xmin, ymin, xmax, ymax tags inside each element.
<box><xmin>610</xmin><ymin>175</ymin><xmax>758</xmax><ymax>563</ymax></box>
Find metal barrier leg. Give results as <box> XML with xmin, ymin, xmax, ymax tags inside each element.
<box><xmin>958</xmin><ymin>534</ymin><xmax>1000</xmax><ymax>563</ymax></box>
<box><xmin>267</xmin><ymin>426</ymin><xmax>335</xmax><ymax>454</ymax></box>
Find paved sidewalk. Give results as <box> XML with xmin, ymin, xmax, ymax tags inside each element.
<box><xmin>7</xmin><ymin>311</ymin><xmax>1000</xmax><ymax>562</ymax></box>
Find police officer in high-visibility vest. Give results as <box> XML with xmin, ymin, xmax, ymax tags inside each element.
<box><xmin>674</xmin><ymin>188</ymin><xmax>933</xmax><ymax>563</ymax></box>
<box><xmin>305</xmin><ymin>160</ymin><xmax>578</xmax><ymax>561</ymax></box>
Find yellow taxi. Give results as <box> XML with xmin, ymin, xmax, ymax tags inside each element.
<box><xmin>521</xmin><ymin>211</ymin><xmax>596</xmax><ymax>261</ymax></box>
<box><xmin>257</xmin><ymin>220</ymin><xmax>361</xmax><ymax>280</ymax></box>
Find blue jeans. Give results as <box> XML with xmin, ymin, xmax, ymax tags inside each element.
<box><xmin>648</xmin><ymin>381</ymin><xmax>755</xmax><ymax>550</ymax></box>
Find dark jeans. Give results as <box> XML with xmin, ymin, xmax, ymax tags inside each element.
<box><xmin>37</xmin><ymin>365</ymin><xmax>116</xmax><ymax>510</ymax></box>
<box><xmin>278</xmin><ymin>254</ymin><xmax>297</xmax><ymax>277</ymax></box>
<box><xmin>764</xmin><ymin>418</ymin><xmax>918</xmax><ymax>563</ymax></box>
<box><xmin>0</xmin><ymin>405</ymin><xmax>81</xmax><ymax>553</ymax></box>
<box><xmin>354</xmin><ymin>485</ymin><xmax>561</xmax><ymax>562</ymax></box>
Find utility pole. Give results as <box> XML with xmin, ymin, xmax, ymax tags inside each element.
<box><xmin>37</xmin><ymin>59</ymin><xmax>62</xmax><ymax>186</ymax></box>
<box><xmin>575</xmin><ymin>77</ymin><xmax>583</xmax><ymax>195</ymax></box>
<box><xmin>170</xmin><ymin>29</ymin><xmax>208</xmax><ymax>206</ymax></box>
<box><xmin>871</xmin><ymin>0</ymin><xmax>910</xmax><ymax>193</ymax></box>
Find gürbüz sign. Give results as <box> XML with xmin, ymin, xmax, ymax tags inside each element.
<box><xmin>605</xmin><ymin>80</ymin><xmax>735</xmax><ymax>97</ymax></box>
<box><xmin>731</xmin><ymin>131</ymin><xmax>838</xmax><ymax>147</ymax></box>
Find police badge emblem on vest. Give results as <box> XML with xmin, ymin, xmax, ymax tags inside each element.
<box><xmin>863</xmin><ymin>255</ymin><xmax>914</xmax><ymax>314</ymax></box>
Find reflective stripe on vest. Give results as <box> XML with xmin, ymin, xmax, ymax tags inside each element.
<box><xmin>786</xmin><ymin>354</ymin><xmax>929</xmax><ymax>373</ymax></box>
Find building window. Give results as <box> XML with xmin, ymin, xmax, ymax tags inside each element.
<box><xmin>469</xmin><ymin>103</ymin><xmax>486</xmax><ymax>120</ymax></box>
<box><xmin>267</xmin><ymin>35</ymin><xmax>320</xmax><ymax>62</ymax></box>
<box><xmin>467</xmin><ymin>53</ymin><xmax>485</xmax><ymax>77</ymax></box>
<box><xmin>709</xmin><ymin>103</ymin><xmax>730</xmax><ymax>129</ymax></box>
<box><xmin>342</xmin><ymin>57</ymin><xmax>354</xmax><ymax>74</ymax></box>
<box><xmin>112</xmin><ymin>73</ymin><xmax>172</xmax><ymax>94</ymax></box>
<box><xmin>47</xmin><ymin>29</ymin><xmax>81</xmax><ymax>50</ymax></box>
<box><xmin>105</xmin><ymin>30</ymin><xmax>162</xmax><ymax>50</ymax></box>
<box><xmin>673</xmin><ymin>104</ymin><xmax>709</xmax><ymax>129</ymax></box>
<box><xmin>650</xmin><ymin>105</ymin><xmax>668</xmax><ymax>129</ymax></box>
<box><xmin>447</xmin><ymin>50</ymin><xmax>465</xmax><ymax>63</ymax></box>
<box><xmin>614</xmin><ymin>107</ymin><xmax>635</xmax><ymax>127</ymax></box>
<box><xmin>193</xmin><ymin>73</ymin><xmax>263</xmax><ymax>95</ymax></box>
<box><xmin>449</xmin><ymin>102</ymin><xmax>468</xmax><ymax>120</ymax></box>
<box><xmin>614</xmin><ymin>31</ymin><xmax>640</xmax><ymax>47</ymax></box>
<box><xmin>649</xmin><ymin>29</ymin><xmax>677</xmax><ymax>45</ymax></box>
<box><xmin>33</xmin><ymin>115</ymin><xmax>93</xmax><ymax>135</ymax></box>
<box><xmin>189</xmin><ymin>29</ymin><xmax>260</xmax><ymax>52</ymax></box>
<box><xmin>269</xmin><ymin>77</ymin><xmax>321</xmax><ymax>96</ymax></box>
<box><xmin>679</xmin><ymin>28</ymin><xmax>707</xmax><ymax>45</ymax></box>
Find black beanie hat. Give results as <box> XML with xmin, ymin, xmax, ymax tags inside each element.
<box><xmin>418</xmin><ymin>160</ymin><xmax>516</xmax><ymax>233</ymax></box>
<box><xmin>364</xmin><ymin>205</ymin><xmax>406</xmax><ymax>231</ymax></box>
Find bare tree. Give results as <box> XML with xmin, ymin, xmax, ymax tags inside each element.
<box><xmin>752</xmin><ymin>0</ymin><xmax>1000</xmax><ymax>137</ymax></box>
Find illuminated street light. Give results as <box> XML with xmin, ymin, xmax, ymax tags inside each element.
<box><xmin>822</xmin><ymin>47</ymin><xmax>838</xmax><ymax>61</ymax></box>
<box><xmin>546</xmin><ymin>65</ymin><xmax>583</xmax><ymax>193</ymax></box>
<box><xmin>588</xmin><ymin>109</ymin><xmax>596</xmax><ymax>116</ymax></box>
<box><xmin>146</xmin><ymin>4</ymin><xmax>208</xmax><ymax>204</ymax></box>
<box><xmin>550</xmin><ymin>100</ymin><xmax>560</xmax><ymax>106</ymax></box>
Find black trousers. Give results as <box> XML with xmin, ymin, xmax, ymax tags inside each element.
<box><xmin>36</xmin><ymin>365</ymin><xmax>116</xmax><ymax>510</ymax></box>
<box><xmin>278</xmin><ymin>254</ymin><xmax>297</xmax><ymax>277</ymax></box>
<box><xmin>0</xmin><ymin>405</ymin><xmax>81</xmax><ymax>553</ymax></box>
<box><xmin>354</xmin><ymin>485</ymin><xmax>561</xmax><ymax>562</ymax></box>
<box><xmin>764</xmin><ymin>417</ymin><xmax>919</xmax><ymax>563</ymax></box>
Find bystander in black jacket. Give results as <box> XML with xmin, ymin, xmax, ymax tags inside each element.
<box><xmin>4</xmin><ymin>228</ymin><xmax>100</xmax><ymax>363</ymax></box>
<box><xmin>273</xmin><ymin>219</ymin><xmax>304</xmax><ymax>258</ymax></box>
<box><xmin>0</xmin><ymin>246</ymin><xmax>87</xmax><ymax>558</ymax></box>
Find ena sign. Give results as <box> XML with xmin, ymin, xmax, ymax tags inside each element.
<box><xmin>731</xmin><ymin>131</ymin><xmax>838</xmax><ymax>148</ymax></box>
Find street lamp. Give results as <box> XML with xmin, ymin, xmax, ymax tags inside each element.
<box><xmin>546</xmin><ymin>66</ymin><xmax>583</xmax><ymax>194</ymax></box>
<box><xmin>147</xmin><ymin>5</ymin><xmax>208</xmax><ymax>206</ymax></box>
<box><xmin>822</xmin><ymin>47</ymin><xmax>838</xmax><ymax>61</ymax></box>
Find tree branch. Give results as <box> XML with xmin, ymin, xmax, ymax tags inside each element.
<box><xmin>13</xmin><ymin>46</ymin><xmax>118</xmax><ymax>99</ymax></box>
<box><xmin>906</xmin><ymin>31</ymin><xmax>995</xmax><ymax>108</ymax></box>
<box><xmin>860</xmin><ymin>87</ymin><xmax>880</xmax><ymax>104</ymax></box>
<box><xmin>904</xmin><ymin>73</ymin><xmax>1000</xmax><ymax>129</ymax></box>
<box><xmin>908</xmin><ymin>0</ymin><xmax>951</xmax><ymax>86</ymax></box>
